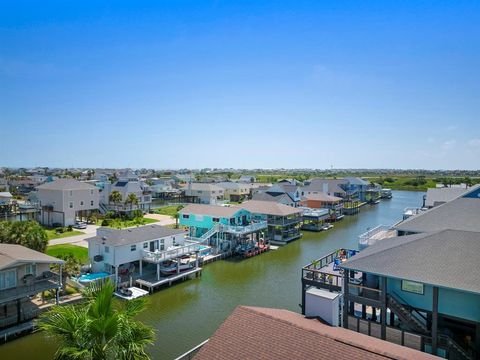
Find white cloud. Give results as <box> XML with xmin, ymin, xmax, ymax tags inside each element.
<box><xmin>467</xmin><ymin>138</ymin><xmax>480</xmax><ymax>147</ymax></box>
<box><xmin>441</xmin><ymin>139</ymin><xmax>457</xmax><ymax>151</ymax></box>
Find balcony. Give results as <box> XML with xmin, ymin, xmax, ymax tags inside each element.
<box><xmin>358</xmin><ymin>225</ymin><xmax>397</xmax><ymax>250</ymax></box>
<box><xmin>0</xmin><ymin>272</ymin><xmax>61</xmax><ymax>304</ymax></box>
<box><xmin>219</xmin><ymin>221</ymin><xmax>267</xmax><ymax>235</ymax></box>
<box><xmin>142</xmin><ymin>243</ymin><xmax>200</xmax><ymax>263</ymax></box>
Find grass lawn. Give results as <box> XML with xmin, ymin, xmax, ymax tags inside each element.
<box><xmin>46</xmin><ymin>244</ymin><xmax>89</xmax><ymax>264</ymax></box>
<box><xmin>104</xmin><ymin>217</ymin><xmax>158</xmax><ymax>229</ymax></box>
<box><xmin>45</xmin><ymin>229</ymin><xmax>84</xmax><ymax>240</ymax></box>
<box><xmin>155</xmin><ymin>205</ymin><xmax>183</xmax><ymax>217</ymax></box>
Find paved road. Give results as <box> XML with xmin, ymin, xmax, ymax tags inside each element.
<box><xmin>48</xmin><ymin>215</ymin><xmax>176</xmax><ymax>248</ymax></box>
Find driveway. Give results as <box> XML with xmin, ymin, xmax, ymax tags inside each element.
<box><xmin>144</xmin><ymin>213</ymin><xmax>176</xmax><ymax>226</ymax></box>
<box><xmin>48</xmin><ymin>224</ymin><xmax>99</xmax><ymax>248</ymax></box>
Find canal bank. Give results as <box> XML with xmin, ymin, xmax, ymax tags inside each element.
<box><xmin>0</xmin><ymin>191</ymin><xmax>424</xmax><ymax>360</ymax></box>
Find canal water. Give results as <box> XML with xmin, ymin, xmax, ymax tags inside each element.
<box><xmin>0</xmin><ymin>191</ymin><xmax>424</xmax><ymax>360</ymax></box>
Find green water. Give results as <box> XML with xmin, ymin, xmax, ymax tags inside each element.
<box><xmin>0</xmin><ymin>191</ymin><xmax>424</xmax><ymax>360</ymax></box>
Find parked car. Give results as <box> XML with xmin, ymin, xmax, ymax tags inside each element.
<box><xmin>73</xmin><ymin>221</ymin><xmax>87</xmax><ymax>229</ymax></box>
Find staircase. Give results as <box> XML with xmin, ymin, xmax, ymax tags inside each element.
<box><xmin>387</xmin><ymin>294</ymin><xmax>428</xmax><ymax>334</ymax></box>
<box><xmin>99</xmin><ymin>202</ymin><xmax>110</xmax><ymax>214</ymax></box>
<box><xmin>438</xmin><ymin>335</ymin><xmax>475</xmax><ymax>360</ymax></box>
<box><xmin>187</xmin><ymin>225</ymin><xmax>221</xmax><ymax>244</ymax></box>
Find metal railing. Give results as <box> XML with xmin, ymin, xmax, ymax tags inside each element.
<box><xmin>174</xmin><ymin>339</ymin><xmax>209</xmax><ymax>360</ymax></box>
<box><xmin>219</xmin><ymin>221</ymin><xmax>267</xmax><ymax>235</ymax></box>
<box><xmin>358</xmin><ymin>225</ymin><xmax>396</xmax><ymax>249</ymax></box>
<box><xmin>0</xmin><ymin>272</ymin><xmax>61</xmax><ymax>303</ymax></box>
<box><xmin>142</xmin><ymin>244</ymin><xmax>200</xmax><ymax>263</ymax></box>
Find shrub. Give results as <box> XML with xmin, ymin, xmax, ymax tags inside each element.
<box><xmin>101</xmin><ymin>219</ymin><xmax>110</xmax><ymax>226</ymax></box>
<box><xmin>67</xmin><ymin>225</ymin><xmax>73</xmax><ymax>232</ymax></box>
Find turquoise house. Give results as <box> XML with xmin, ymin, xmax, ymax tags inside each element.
<box><xmin>179</xmin><ymin>204</ymin><xmax>252</xmax><ymax>237</ymax></box>
<box><xmin>340</xmin><ymin>229</ymin><xmax>480</xmax><ymax>359</ymax></box>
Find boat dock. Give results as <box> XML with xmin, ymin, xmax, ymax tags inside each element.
<box><xmin>136</xmin><ymin>267</ymin><xmax>202</xmax><ymax>293</ymax></box>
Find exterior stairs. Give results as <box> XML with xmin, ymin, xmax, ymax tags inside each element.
<box><xmin>387</xmin><ymin>294</ymin><xmax>428</xmax><ymax>334</ymax></box>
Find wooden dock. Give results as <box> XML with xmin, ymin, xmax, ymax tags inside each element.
<box><xmin>136</xmin><ymin>267</ymin><xmax>202</xmax><ymax>292</ymax></box>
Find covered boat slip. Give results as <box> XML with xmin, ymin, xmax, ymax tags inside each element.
<box><xmin>301</xmin><ymin>208</ymin><xmax>331</xmax><ymax>232</ymax></box>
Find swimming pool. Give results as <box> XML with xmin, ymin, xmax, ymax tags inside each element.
<box><xmin>74</xmin><ymin>272</ymin><xmax>110</xmax><ymax>282</ymax></box>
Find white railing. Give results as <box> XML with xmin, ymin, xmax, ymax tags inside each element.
<box><xmin>219</xmin><ymin>221</ymin><xmax>267</xmax><ymax>235</ymax></box>
<box><xmin>142</xmin><ymin>243</ymin><xmax>200</xmax><ymax>263</ymax></box>
<box><xmin>358</xmin><ymin>225</ymin><xmax>396</xmax><ymax>249</ymax></box>
<box><xmin>403</xmin><ymin>207</ymin><xmax>424</xmax><ymax>220</ymax></box>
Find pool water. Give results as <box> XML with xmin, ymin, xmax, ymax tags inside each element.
<box><xmin>75</xmin><ymin>272</ymin><xmax>110</xmax><ymax>282</ymax></box>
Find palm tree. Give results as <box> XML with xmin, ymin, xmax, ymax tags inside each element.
<box><xmin>0</xmin><ymin>221</ymin><xmax>48</xmax><ymax>252</ymax></box>
<box><xmin>174</xmin><ymin>205</ymin><xmax>184</xmax><ymax>229</ymax></box>
<box><xmin>37</xmin><ymin>280</ymin><xmax>155</xmax><ymax>360</ymax></box>
<box><xmin>109</xmin><ymin>191</ymin><xmax>123</xmax><ymax>211</ymax></box>
<box><xmin>125</xmin><ymin>193</ymin><xmax>139</xmax><ymax>211</ymax></box>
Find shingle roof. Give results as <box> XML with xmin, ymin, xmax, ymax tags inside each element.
<box><xmin>0</xmin><ymin>244</ymin><xmax>64</xmax><ymax>270</ymax></box>
<box><xmin>424</xmin><ymin>187</ymin><xmax>469</xmax><ymax>207</ymax></box>
<box><xmin>179</xmin><ymin>204</ymin><xmax>242</xmax><ymax>218</ymax></box>
<box><xmin>344</xmin><ymin>177</ymin><xmax>370</xmax><ymax>186</ymax></box>
<box><xmin>395</xmin><ymin>187</ymin><xmax>480</xmax><ymax>233</ymax></box>
<box><xmin>303</xmin><ymin>178</ymin><xmax>346</xmax><ymax>195</ymax></box>
<box><xmin>184</xmin><ymin>183</ymin><xmax>224</xmax><ymax>192</ymax></box>
<box><xmin>194</xmin><ymin>306</ymin><xmax>435</xmax><ymax>360</ymax></box>
<box><xmin>341</xmin><ymin>229</ymin><xmax>480</xmax><ymax>294</ymax></box>
<box><xmin>240</xmin><ymin>200</ymin><xmax>302</xmax><ymax>216</ymax></box>
<box><xmin>37</xmin><ymin>178</ymin><xmax>97</xmax><ymax>191</ymax></box>
<box><xmin>86</xmin><ymin>224</ymin><xmax>186</xmax><ymax>246</ymax></box>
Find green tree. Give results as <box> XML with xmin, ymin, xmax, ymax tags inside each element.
<box><xmin>125</xmin><ymin>193</ymin><xmax>139</xmax><ymax>211</ymax></box>
<box><xmin>0</xmin><ymin>221</ymin><xmax>48</xmax><ymax>252</ymax></box>
<box><xmin>37</xmin><ymin>280</ymin><xmax>155</xmax><ymax>360</ymax></box>
<box><xmin>109</xmin><ymin>190</ymin><xmax>123</xmax><ymax>211</ymax></box>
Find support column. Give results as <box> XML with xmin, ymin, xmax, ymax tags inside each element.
<box><xmin>176</xmin><ymin>259</ymin><xmax>180</xmax><ymax>274</ymax></box>
<box><xmin>349</xmin><ymin>270</ymin><xmax>354</xmax><ymax>315</ymax></box>
<box><xmin>139</xmin><ymin>259</ymin><xmax>143</xmax><ymax>276</ymax></box>
<box><xmin>16</xmin><ymin>299</ymin><xmax>21</xmax><ymax>324</ymax></box>
<box><xmin>342</xmin><ymin>270</ymin><xmax>349</xmax><ymax>328</ymax></box>
<box><xmin>156</xmin><ymin>263</ymin><xmax>160</xmax><ymax>281</ymax></box>
<box><xmin>380</xmin><ymin>276</ymin><xmax>387</xmax><ymax>340</ymax></box>
<box><xmin>432</xmin><ymin>286</ymin><xmax>439</xmax><ymax>356</ymax></box>
<box><xmin>301</xmin><ymin>282</ymin><xmax>306</xmax><ymax>315</ymax></box>
<box><xmin>115</xmin><ymin>266</ymin><xmax>119</xmax><ymax>284</ymax></box>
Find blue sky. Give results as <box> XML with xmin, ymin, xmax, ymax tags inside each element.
<box><xmin>1</xmin><ymin>1</ymin><xmax>479</xmax><ymax>169</ymax></box>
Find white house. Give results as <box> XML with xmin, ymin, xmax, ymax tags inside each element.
<box><xmin>183</xmin><ymin>183</ymin><xmax>225</xmax><ymax>204</ymax></box>
<box><xmin>86</xmin><ymin>225</ymin><xmax>188</xmax><ymax>282</ymax></box>
<box><xmin>100</xmin><ymin>180</ymin><xmax>152</xmax><ymax>213</ymax></box>
<box><xmin>37</xmin><ymin>179</ymin><xmax>100</xmax><ymax>226</ymax></box>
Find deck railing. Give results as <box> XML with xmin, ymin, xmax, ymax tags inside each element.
<box><xmin>0</xmin><ymin>272</ymin><xmax>61</xmax><ymax>304</ymax></box>
<box><xmin>142</xmin><ymin>243</ymin><xmax>200</xmax><ymax>263</ymax></box>
<box><xmin>219</xmin><ymin>221</ymin><xmax>267</xmax><ymax>235</ymax></box>
<box><xmin>358</xmin><ymin>225</ymin><xmax>396</xmax><ymax>249</ymax></box>
<box><xmin>174</xmin><ymin>339</ymin><xmax>209</xmax><ymax>360</ymax></box>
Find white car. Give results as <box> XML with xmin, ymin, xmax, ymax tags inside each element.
<box><xmin>73</xmin><ymin>222</ymin><xmax>87</xmax><ymax>229</ymax></box>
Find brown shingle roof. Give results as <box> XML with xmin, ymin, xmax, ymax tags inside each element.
<box><xmin>194</xmin><ymin>306</ymin><xmax>436</xmax><ymax>360</ymax></box>
<box><xmin>0</xmin><ymin>244</ymin><xmax>64</xmax><ymax>271</ymax></box>
<box><xmin>240</xmin><ymin>200</ymin><xmax>302</xmax><ymax>216</ymax></box>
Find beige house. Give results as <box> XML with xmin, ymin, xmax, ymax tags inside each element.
<box><xmin>37</xmin><ymin>178</ymin><xmax>100</xmax><ymax>226</ymax></box>
<box><xmin>0</xmin><ymin>244</ymin><xmax>64</xmax><ymax>329</ymax></box>
<box><xmin>217</xmin><ymin>182</ymin><xmax>251</xmax><ymax>202</ymax></box>
<box><xmin>183</xmin><ymin>183</ymin><xmax>225</xmax><ymax>204</ymax></box>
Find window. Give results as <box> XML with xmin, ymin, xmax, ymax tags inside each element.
<box><xmin>91</xmin><ymin>200</ymin><xmax>94</xmax><ymax>206</ymax></box>
<box><xmin>69</xmin><ymin>202</ymin><xmax>74</xmax><ymax>209</ymax></box>
<box><xmin>25</xmin><ymin>264</ymin><xmax>36</xmax><ymax>276</ymax></box>
<box><xmin>0</xmin><ymin>269</ymin><xmax>16</xmax><ymax>290</ymax></box>
<box><xmin>105</xmin><ymin>246</ymin><xmax>109</xmax><ymax>253</ymax></box>
<box><xmin>131</xmin><ymin>245</ymin><xmax>136</xmax><ymax>251</ymax></box>
<box><xmin>213</xmin><ymin>217</ymin><xmax>219</xmax><ymax>222</ymax></box>
<box><xmin>401</xmin><ymin>280</ymin><xmax>424</xmax><ymax>295</ymax></box>
<box><xmin>69</xmin><ymin>190</ymin><xmax>73</xmax><ymax>196</ymax></box>
<box><xmin>160</xmin><ymin>239</ymin><xmax>164</xmax><ymax>244</ymax></box>
<box><xmin>182</xmin><ymin>214</ymin><xmax>190</xmax><ymax>219</ymax></box>
<box><xmin>143</xmin><ymin>242</ymin><xmax>148</xmax><ymax>249</ymax></box>
<box><xmin>80</xmin><ymin>201</ymin><xmax>84</xmax><ymax>206</ymax></box>
<box><xmin>91</xmin><ymin>190</ymin><xmax>94</xmax><ymax>195</ymax></box>
<box><xmin>160</xmin><ymin>245</ymin><xmax>165</xmax><ymax>251</ymax></box>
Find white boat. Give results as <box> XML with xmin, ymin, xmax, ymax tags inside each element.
<box><xmin>322</xmin><ymin>224</ymin><xmax>334</xmax><ymax>231</ymax></box>
<box><xmin>160</xmin><ymin>258</ymin><xmax>195</xmax><ymax>275</ymax></box>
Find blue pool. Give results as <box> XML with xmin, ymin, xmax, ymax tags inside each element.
<box><xmin>75</xmin><ymin>272</ymin><xmax>110</xmax><ymax>282</ymax></box>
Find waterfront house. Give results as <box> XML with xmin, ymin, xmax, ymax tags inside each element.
<box><xmin>240</xmin><ymin>200</ymin><xmax>303</xmax><ymax>244</ymax></box>
<box><xmin>217</xmin><ymin>182</ymin><xmax>251</xmax><ymax>202</ymax></box>
<box><xmin>299</xmin><ymin>193</ymin><xmax>344</xmax><ymax>221</ymax></box>
<box><xmin>0</xmin><ymin>244</ymin><xmax>63</xmax><ymax>330</ymax></box>
<box><xmin>86</xmin><ymin>224</ymin><xmax>188</xmax><ymax>283</ymax></box>
<box><xmin>100</xmin><ymin>179</ymin><xmax>152</xmax><ymax>213</ymax></box>
<box><xmin>182</xmin><ymin>183</ymin><xmax>225</xmax><ymax>204</ymax></box>
<box><xmin>264</xmin><ymin>182</ymin><xmax>302</xmax><ymax>206</ymax></box>
<box><xmin>178</xmin><ymin>204</ymin><xmax>267</xmax><ymax>251</ymax></box>
<box><xmin>0</xmin><ymin>192</ymin><xmax>13</xmax><ymax>206</ymax></box>
<box><xmin>339</xmin><ymin>229</ymin><xmax>480</xmax><ymax>359</ymax></box>
<box><xmin>237</xmin><ymin>175</ymin><xmax>256</xmax><ymax>183</ymax></box>
<box><xmin>252</xmin><ymin>191</ymin><xmax>296</xmax><ymax>207</ymax></box>
<box><xmin>190</xmin><ymin>306</ymin><xmax>435</xmax><ymax>360</ymax></box>
<box><xmin>301</xmin><ymin>178</ymin><xmax>347</xmax><ymax>198</ymax></box>
<box><xmin>37</xmin><ymin>178</ymin><xmax>100</xmax><ymax>226</ymax></box>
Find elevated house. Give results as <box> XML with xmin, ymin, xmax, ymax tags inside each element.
<box><xmin>178</xmin><ymin>204</ymin><xmax>267</xmax><ymax>252</ymax></box>
<box><xmin>217</xmin><ymin>182</ymin><xmax>251</xmax><ymax>202</ymax></box>
<box><xmin>299</xmin><ymin>193</ymin><xmax>344</xmax><ymax>221</ymax></box>
<box><xmin>240</xmin><ymin>200</ymin><xmax>303</xmax><ymax>244</ymax></box>
<box><xmin>0</xmin><ymin>244</ymin><xmax>63</xmax><ymax>330</ymax></box>
<box><xmin>264</xmin><ymin>183</ymin><xmax>302</xmax><ymax>207</ymax></box>
<box><xmin>182</xmin><ymin>183</ymin><xmax>225</xmax><ymax>205</ymax></box>
<box><xmin>86</xmin><ymin>225</ymin><xmax>189</xmax><ymax>284</ymax></box>
<box><xmin>252</xmin><ymin>191</ymin><xmax>296</xmax><ymax>207</ymax></box>
<box><xmin>37</xmin><ymin>178</ymin><xmax>100</xmax><ymax>226</ymax></box>
<box><xmin>237</xmin><ymin>175</ymin><xmax>256</xmax><ymax>183</ymax></box>
<box><xmin>301</xmin><ymin>178</ymin><xmax>347</xmax><ymax>199</ymax></box>
<box><xmin>343</xmin><ymin>177</ymin><xmax>371</xmax><ymax>202</ymax></box>
<box><xmin>100</xmin><ymin>178</ymin><xmax>152</xmax><ymax>213</ymax></box>
<box><xmin>424</xmin><ymin>187</ymin><xmax>470</xmax><ymax>209</ymax></box>
<box><xmin>339</xmin><ymin>229</ymin><xmax>480</xmax><ymax>359</ymax></box>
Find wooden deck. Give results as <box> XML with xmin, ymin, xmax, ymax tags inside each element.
<box><xmin>136</xmin><ymin>267</ymin><xmax>202</xmax><ymax>292</ymax></box>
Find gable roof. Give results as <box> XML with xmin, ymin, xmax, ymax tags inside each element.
<box><xmin>194</xmin><ymin>306</ymin><xmax>435</xmax><ymax>360</ymax></box>
<box><xmin>395</xmin><ymin>186</ymin><xmax>480</xmax><ymax>233</ymax></box>
<box><xmin>86</xmin><ymin>224</ymin><xmax>186</xmax><ymax>247</ymax></box>
<box><xmin>303</xmin><ymin>178</ymin><xmax>346</xmax><ymax>195</ymax></box>
<box><xmin>344</xmin><ymin>177</ymin><xmax>370</xmax><ymax>186</ymax></box>
<box><xmin>240</xmin><ymin>200</ymin><xmax>302</xmax><ymax>216</ymax></box>
<box><xmin>180</xmin><ymin>204</ymin><xmax>243</xmax><ymax>218</ymax></box>
<box><xmin>425</xmin><ymin>187</ymin><xmax>469</xmax><ymax>207</ymax></box>
<box><xmin>37</xmin><ymin>178</ymin><xmax>97</xmax><ymax>191</ymax></box>
<box><xmin>341</xmin><ymin>229</ymin><xmax>480</xmax><ymax>294</ymax></box>
<box><xmin>252</xmin><ymin>192</ymin><xmax>293</xmax><ymax>204</ymax></box>
<box><xmin>0</xmin><ymin>244</ymin><xmax>64</xmax><ymax>270</ymax></box>
<box><xmin>184</xmin><ymin>183</ymin><xmax>224</xmax><ymax>192</ymax></box>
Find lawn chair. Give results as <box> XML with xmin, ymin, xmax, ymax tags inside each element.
<box><xmin>333</xmin><ymin>258</ymin><xmax>341</xmax><ymax>271</ymax></box>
